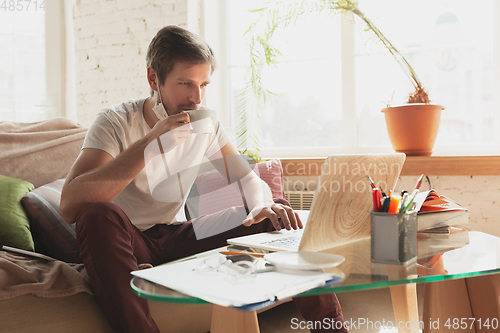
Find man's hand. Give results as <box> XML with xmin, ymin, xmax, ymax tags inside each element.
<box><xmin>148</xmin><ymin>112</ymin><xmax>191</xmax><ymax>152</ymax></box>
<box><xmin>242</xmin><ymin>204</ymin><xmax>304</xmax><ymax>231</ymax></box>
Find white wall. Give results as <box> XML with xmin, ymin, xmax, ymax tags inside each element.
<box><xmin>70</xmin><ymin>0</ymin><xmax>197</xmax><ymax>126</ymax></box>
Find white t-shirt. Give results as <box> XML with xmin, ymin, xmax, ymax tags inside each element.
<box><xmin>82</xmin><ymin>97</ymin><xmax>230</xmax><ymax>231</ymax></box>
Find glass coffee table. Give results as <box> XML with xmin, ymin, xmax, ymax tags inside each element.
<box><xmin>132</xmin><ymin>231</ymin><xmax>500</xmax><ymax>333</ymax></box>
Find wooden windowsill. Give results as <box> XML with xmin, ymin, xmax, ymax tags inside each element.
<box><xmin>279</xmin><ymin>156</ymin><xmax>500</xmax><ymax>177</ymax></box>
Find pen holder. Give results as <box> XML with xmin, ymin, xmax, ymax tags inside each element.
<box><xmin>370</xmin><ymin>210</ymin><xmax>417</xmax><ymax>265</ymax></box>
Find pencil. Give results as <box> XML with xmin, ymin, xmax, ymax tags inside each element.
<box><xmin>220</xmin><ymin>251</ymin><xmax>265</xmax><ymax>258</ymax></box>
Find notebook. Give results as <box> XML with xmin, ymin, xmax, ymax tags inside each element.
<box><xmin>227</xmin><ymin>153</ymin><xmax>406</xmax><ymax>252</ymax></box>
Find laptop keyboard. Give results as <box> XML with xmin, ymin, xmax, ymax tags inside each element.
<box><xmin>261</xmin><ymin>236</ymin><xmax>301</xmax><ymax>250</ymax></box>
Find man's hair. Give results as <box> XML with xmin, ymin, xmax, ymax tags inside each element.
<box><xmin>146</xmin><ymin>25</ymin><xmax>216</xmax><ymax>93</ymax></box>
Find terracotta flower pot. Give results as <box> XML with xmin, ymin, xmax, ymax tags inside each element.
<box><xmin>382</xmin><ymin>104</ymin><xmax>444</xmax><ymax>156</ymax></box>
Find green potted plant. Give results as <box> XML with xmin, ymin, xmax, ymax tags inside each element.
<box><xmin>238</xmin><ymin>0</ymin><xmax>444</xmax><ymax>156</ymax></box>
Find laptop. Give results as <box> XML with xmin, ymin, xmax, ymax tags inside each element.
<box><xmin>227</xmin><ymin>153</ymin><xmax>406</xmax><ymax>252</ymax></box>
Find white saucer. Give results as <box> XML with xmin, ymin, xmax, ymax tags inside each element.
<box><xmin>264</xmin><ymin>251</ymin><xmax>345</xmax><ymax>270</ymax></box>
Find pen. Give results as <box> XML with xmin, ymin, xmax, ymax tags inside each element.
<box><xmin>366</xmin><ymin>176</ymin><xmax>376</xmax><ymax>189</ymax></box>
<box><xmin>400</xmin><ymin>189</ymin><xmax>419</xmax><ymax>214</ymax></box>
<box><xmin>399</xmin><ymin>192</ymin><xmax>409</xmax><ymax>213</ymax></box>
<box><xmin>220</xmin><ymin>251</ymin><xmax>265</xmax><ymax>258</ymax></box>
<box><xmin>413</xmin><ymin>174</ymin><xmax>424</xmax><ymax>192</ymax></box>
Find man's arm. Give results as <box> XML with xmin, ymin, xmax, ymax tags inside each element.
<box><xmin>60</xmin><ymin>140</ymin><xmax>150</xmax><ymax>224</ymax></box>
<box><xmin>209</xmin><ymin>142</ymin><xmax>303</xmax><ymax>231</ymax></box>
<box><xmin>60</xmin><ymin>113</ymin><xmax>190</xmax><ymax>224</ymax></box>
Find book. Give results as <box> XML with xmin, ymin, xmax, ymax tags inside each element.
<box><xmin>417</xmin><ymin>227</ymin><xmax>470</xmax><ymax>258</ymax></box>
<box><xmin>417</xmin><ymin>225</ymin><xmax>451</xmax><ymax>239</ymax></box>
<box><xmin>418</xmin><ymin>209</ymin><xmax>469</xmax><ymax>231</ymax></box>
<box><xmin>413</xmin><ymin>190</ymin><xmax>469</xmax><ymax>231</ymax></box>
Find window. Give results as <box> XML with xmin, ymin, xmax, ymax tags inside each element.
<box><xmin>0</xmin><ymin>0</ymin><xmax>63</xmax><ymax>122</ymax></box>
<box><xmin>203</xmin><ymin>0</ymin><xmax>500</xmax><ymax>157</ymax></box>
<box><xmin>353</xmin><ymin>0</ymin><xmax>500</xmax><ymax>156</ymax></box>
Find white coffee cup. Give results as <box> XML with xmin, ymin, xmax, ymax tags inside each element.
<box><xmin>185</xmin><ymin>109</ymin><xmax>217</xmax><ymax>134</ymax></box>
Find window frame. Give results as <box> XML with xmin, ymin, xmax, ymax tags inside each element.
<box><xmin>45</xmin><ymin>0</ymin><xmax>65</xmax><ymax>120</ymax></box>
<box><xmin>200</xmin><ymin>0</ymin><xmax>231</xmax><ymax>132</ymax></box>
<box><xmin>0</xmin><ymin>0</ymin><xmax>65</xmax><ymax>122</ymax></box>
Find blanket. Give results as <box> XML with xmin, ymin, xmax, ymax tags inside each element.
<box><xmin>0</xmin><ymin>117</ymin><xmax>87</xmax><ymax>187</ymax></box>
<box><xmin>0</xmin><ymin>251</ymin><xmax>93</xmax><ymax>300</ymax></box>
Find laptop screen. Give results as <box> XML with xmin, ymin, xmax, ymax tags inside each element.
<box><xmin>299</xmin><ymin>153</ymin><xmax>405</xmax><ymax>252</ymax></box>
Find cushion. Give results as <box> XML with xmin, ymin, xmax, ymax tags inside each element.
<box><xmin>0</xmin><ymin>175</ymin><xmax>35</xmax><ymax>251</ymax></box>
<box><xmin>21</xmin><ymin>179</ymin><xmax>81</xmax><ymax>263</ymax></box>
<box><xmin>196</xmin><ymin>159</ymin><xmax>285</xmax><ymax>216</ymax></box>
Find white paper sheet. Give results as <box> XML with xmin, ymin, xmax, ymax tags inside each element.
<box><xmin>131</xmin><ymin>253</ymin><xmax>335</xmax><ymax>307</ymax></box>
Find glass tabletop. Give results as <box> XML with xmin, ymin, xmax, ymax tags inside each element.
<box><xmin>131</xmin><ymin>230</ymin><xmax>500</xmax><ymax>304</ymax></box>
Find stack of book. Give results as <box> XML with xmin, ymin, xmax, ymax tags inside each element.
<box><xmin>413</xmin><ymin>190</ymin><xmax>470</xmax><ymax>257</ymax></box>
<box><xmin>413</xmin><ymin>189</ymin><xmax>469</xmax><ymax>236</ymax></box>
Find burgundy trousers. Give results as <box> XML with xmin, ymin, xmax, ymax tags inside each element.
<box><xmin>76</xmin><ymin>201</ymin><xmax>347</xmax><ymax>333</ymax></box>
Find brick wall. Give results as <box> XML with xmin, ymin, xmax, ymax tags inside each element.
<box><xmin>72</xmin><ymin>0</ymin><xmax>194</xmax><ymax>126</ymax></box>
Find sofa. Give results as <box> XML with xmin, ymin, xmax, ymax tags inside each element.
<box><xmin>0</xmin><ymin>118</ymin><xmax>288</xmax><ymax>333</ymax></box>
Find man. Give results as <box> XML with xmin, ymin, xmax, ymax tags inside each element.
<box><xmin>61</xmin><ymin>25</ymin><xmax>346</xmax><ymax>333</ymax></box>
